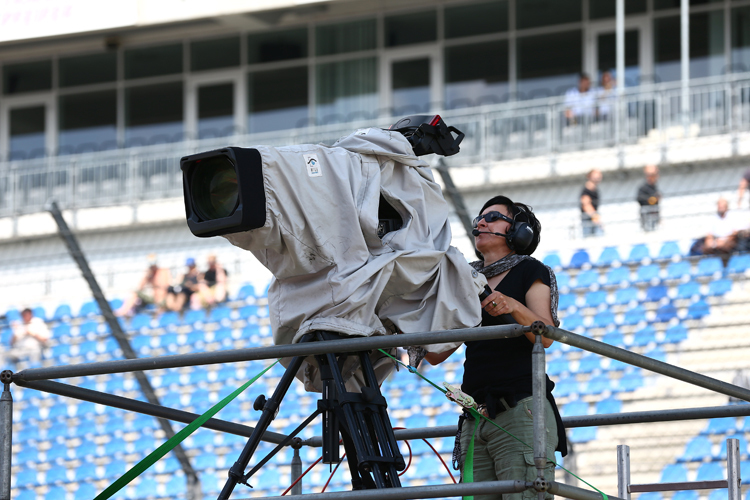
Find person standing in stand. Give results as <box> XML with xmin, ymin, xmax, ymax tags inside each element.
<box><xmin>425</xmin><ymin>196</ymin><xmax>566</xmax><ymax>500</ymax></box>
<box><xmin>580</xmin><ymin>169</ymin><xmax>603</xmax><ymax>237</ymax></box>
<box><xmin>637</xmin><ymin>164</ymin><xmax>662</xmax><ymax>231</ymax></box>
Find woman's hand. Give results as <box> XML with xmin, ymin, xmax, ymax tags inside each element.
<box><xmin>480</xmin><ymin>291</ymin><xmax>516</xmax><ymax>316</ymax></box>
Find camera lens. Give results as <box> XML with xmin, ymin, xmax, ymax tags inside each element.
<box><xmin>191</xmin><ymin>155</ymin><xmax>239</xmax><ymax>221</ymax></box>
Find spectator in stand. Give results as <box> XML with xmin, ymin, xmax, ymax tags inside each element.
<box><xmin>738</xmin><ymin>168</ymin><xmax>750</xmax><ymax>208</ymax></box>
<box><xmin>2</xmin><ymin>308</ymin><xmax>51</xmax><ymax>367</ymax></box>
<box><xmin>166</xmin><ymin>258</ymin><xmax>201</xmax><ymax>312</ymax></box>
<box><xmin>197</xmin><ymin>254</ymin><xmax>228</xmax><ymax>307</ymax></box>
<box><xmin>700</xmin><ymin>197</ymin><xmax>749</xmax><ymax>263</ymax></box>
<box><xmin>564</xmin><ymin>73</ymin><xmax>595</xmax><ymax>125</ymax></box>
<box><xmin>637</xmin><ymin>164</ymin><xmax>661</xmax><ymax>232</ymax></box>
<box><xmin>115</xmin><ymin>255</ymin><xmax>172</xmax><ymax>317</ymax></box>
<box><xmin>596</xmin><ymin>70</ymin><xmax>616</xmax><ymax>121</ymax></box>
<box><xmin>580</xmin><ymin>169</ymin><xmax>603</xmax><ymax>237</ymax></box>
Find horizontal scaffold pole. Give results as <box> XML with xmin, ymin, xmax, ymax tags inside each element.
<box><xmin>10</xmin><ymin>325</ymin><xmax>527</xmax><ymax>382</ymax></box>
<box><xmin>542</xmin><ymin>326</ymin><xmax>750</xmax><ymax>403</ymax></box>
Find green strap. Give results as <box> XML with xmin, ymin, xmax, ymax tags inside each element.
<box><xmin>462</xmin><ymin>414</ymin><xmax>479</xmax><ymax>500</ymax></box>
<box><xmin>94</xmin><ymin>360</ymin><xmax>279</xmax><ymax>500</ymax></box>
<box><xmin>379</xmin><ymin>349</ymin><xmax>608</xmax><ymax>500</ymax></box>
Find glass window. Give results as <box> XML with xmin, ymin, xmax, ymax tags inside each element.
<box><xmin>125</xmin><ymin>82</ymin><xmax>183</xmax><ymax>146</ymax></box>
<box><xmin>59</xmin><ymin>91</ymin><xmax>117</xmax><ymax>154</ymax></box>
<box><xmin>392</xmin><ymin>58</ymin><xmax>431</xmax><ymax>114</ymax></box>
<box><xmin>445</xmin><ymin>40</ymin><xmax>509</xmax><ymax>108</ymax></box>
<box><xmin>384</xmin><ymin>10</ymin><xmax>437</xmax><ymax>47</ymax></box>
<box><xmin>3</xmin><ymin>60</ymin><xmax>52</xmax><ymax>95</ymax></box>
<box><xmin>191</xmin><ymin>36</ymin><xmax>240</xmax><ymax>72</ymax></box>
<box><xmin>124</xmin><ymin>44</ymin><xmax>183</xmax><ymax>79</ymax></box>
<box><xmin>732</xmin><ymin>6</ymin><xmax>750</xmax><ymax>72</ymax></box>
<box><xmin>517</xmin><ymin>31</ymin><xmax>582</xmax><ymax>98</ymax></box>
<box><xmin>59</xmin><ymin>53</ymin><xmax>117</xmax><ymax>87</ymax></box>
<box><xmin>654</xmin><ymin>12</ymin><xmax>725</xmax><ymax>82</ymax></box>
<box><xmin>445</xmin><ymin>1</ymin><xmax>508</xmax><ymax>38</ymax></box>
<box><xmin>516</xmin><ymin>0</ymin><xmax>581</xmax><ymax>30</ymax></box>
<box><xmin>316</xmin><ymin>19</ymin><xmax>376</xmax><ymax>56</ymax></box>
<box><xmin>9</xmin><ymin>106</ymin><xmax>45</xmax><ymax>160</ymax></box>
<box><xmin>316</xmin><ymin>57</ymin><xmax>377</xmax><ymax>124</ymax></box>
<box><xmin>654</xmin><ymin>0</ymin><xmax>721</xmax><ymax>9</ymax></box>
<box><xmin>589</xmin><ymin>0</ymin><xmax>646</xmax><ymax>19</ymax></box>
<box><xmin>198</xmin><ymin>83</ymin><xmax>235</xmax><ymax>139</ymax></box>
<box><xmin>597</xmin><ymin>30</ymin><xmax>640</xmax><ymax>86</ymax></box>
<box><xmin>248</xmin><ymin>66</ymin><xmax>308</xmax><ymax>133</ymax></box>
<box><xmin>247</xmin><ymin>28</ymin><xmax>308</xmax><ymax>64</ymax></box>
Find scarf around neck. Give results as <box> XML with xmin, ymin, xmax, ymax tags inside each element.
<box><xmin>470</xmin><ymin>253</ymin><xmax>560</xmax><ymax>327</ymax></box>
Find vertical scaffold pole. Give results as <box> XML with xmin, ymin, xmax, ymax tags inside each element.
<box><xmin>727</xmin><ymin>438</ymin><xmax>741</xmax><ymax>500</ymax></box>
<box><xmin>617</xmin><ymin>445</ymin><xmax>631</xmax><ymax>500</ymax></box>
<box><xmin>291</xmin><ymin>439</ymin><xmax>303</xmax><ymax>495</ymax></box>
<box><xmin>0</xmin><ymin>371</ymin><xmax>14</xmax><ymax>500</ymax></box>
<box><xmin>531</xmin><ymin>322</ymin><xmax>547</xmax><ymax>500</ymax></box>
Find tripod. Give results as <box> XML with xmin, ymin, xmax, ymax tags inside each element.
<box><xmin>217</xmin><ymin>331</ymin><xmax>405</xmax><ymax>499</ymax></box>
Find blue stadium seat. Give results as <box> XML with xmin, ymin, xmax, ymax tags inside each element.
<box><xmin>131</xmin><ymin>335</ymin><xmax>151</xmax><ymax>354</ymax></box>
<box><xmin>104</xmin><ymin>439</ymin><xmax>127</xmax><ymax>456</ymax></box>
<box><xmin>568</xmin><ymin>427</ymin><xmax>597</xmax><ymax>443</ymax></box>
<box><xmin>31</xmin><ymin>306</ymin><xmax>47</xmax><ymax>321</ymax></box>
<box><xmin>666</xmin><ymin>261</ymin><xmax>691</xmax><ymax>280</ymax></box>
<box><xmin>561</xmin><ymin>313</ymin><xmax>584</xmax><ymax>330</ymax></box>
<box><xmin>45</xmin><ymin>465</ymin><xmax>68</xmax><ymax>484</ymax></box>
<box><xmin>0</xmin><ymin>328</ymin><xmax>10</xmax><ymax>346</ymax></box>
<box><xmin>214</xmin><ymin>327</ymin><xmax>234</xmax><ymax>344</ymax></box>
<box><xmin>638</xmin><ymin>493</ymin><xmax>663</xmax><ymax>500</ymax></box>
<box><xmin>188</xmin><ymin>389</ymin><xmax>211</xmax><ymax>411</ymax></box>
<box><xmin>207</xmin><ymin>306</ymin><xmax>232</xmax><ymax>324</ymax></box>
<box><xmin>595</xmin><ymin>397</ymin><xmax>622</xmax><ymax>414</ymax></box>
<box><xmin>52</xmin><ymin>323</ymin><xmax>71</xmax><ymax>340</ymax></box>
<box><xmin>17</xmin><ymin>468</ymin><xmax>38</xmax><ymax>486</ymax></box>
<box><xmin>660</xmin><ymin>463</ymin><xmax>688</xmax><ymax>483</ymax></box>
<box><xmin>678</xmin><ymin>436</ymin><xmax>713</xmax><ymax>462</ymax></box>
<box><xmin>634</xmin><ymin>264</ymin><xmax>660</xmax><ymax>284</ymax></box>
<box><xmin>75</xmin><ymin>482</ymin><xmax>97</xmax><ymax>500</ymax></box>
<box><xmin>718</xmin><ymin>436</ymin><xmax>749</xmax><ymax>459</ymax></box>
<box><xmin>189</xmin><ymin>368</ymin><xmax>210</xmax><ymax>385</ymax></box>
<box><xmin>605</xmin><ymin>267</ymin><xmax>631</xmax><ymax>286</ymax></box>
<box><xmin>696</xmin><ymin>462</ymin><xmax>724</xmax><ymax>481</ymax></box>
<box><xmin>21</xmin><ymin>406</ymin><xmax>40</xmax><ymax>421</ymax></box>
<box><xmin>45</xmin><ymin>486</ymin><xmax>67</xmax><ymax>500</ymax></box>
<box><xmin>632</xmin><ymin>326</ymin><xmax>656</xmax><ymax>347</ymax></box>
<box><xmin>167</xmin><ymin>475</ymin><xmax>188</xmax><ymax>496</ymax></box>
<box><xmin>560</xmin><ymin>401</ymin><xmax>588</xmax><ymax>417</ymax></box>
<box><xmin>584</xmin><ymin>291</ymin><xmax>607</xmax><ymax>308</ymax></box>
<box><xmin>664</xmin><ymin>325</ymin><xmax>688</xmax><ymax>343</ymax></box>
<box><xmin>53</xmin><ymin>304</ymin><xmax>73</xmax><ymax>321</ymax></box>
<box><xmin>644</xmin><ymin>347</ymin><xmax>666</xmax><ymax>363</ymax></box>
<box><xmin>156</xmin><ymin>332</ymin><xmax>179</xmax><ymax>351</ymax></box>
<box><xmin>236</xmin><ymin>284</ymin><xmax>256</xmax><ymax>301</ymax></box>
<box><xmin>547</xmin><ymin>358</ymin><xmax>569</xmax><ymax>376</ymax></box>
<box><xmin>626</xmin><ymin>244</ymin><xmax>650</xmax><ymax>263</ymax></box>
<box><xmin>129</xmin><ymin>313</ymin><xmax>152</xmax><ymax>332</ymax></box>
<box><xmin>602</xmin><ymin>330</ymin><xmax>626</xmax><ymax>347</ymax></box>
<box><xmin>617</xmin><ymin>372</ymin><xmax>644</xmax><ymax>392</ymax></box>
<box><xmin>194</xmin><ymin>452</ymin><xmax>219</xmax><ymax>471</ymax></box>
<box><xmin>158</xmin><ymin>311</ymin><xmax>180</xmax><ymax>329</ymax></box>
<box><xmin>703</xmin><ymin>417</ymin><xmax>737</xmax><ymax>435</ymax></box>
<box><xmin>596</xmin><ymin>247</ymin><xmax>621</xmax><ymax>267</ymax></box>
<box><xmin>696</xmin><ymin>257</ymin><xmax>724</xmax><ymax>277</ymax></box>
<box><xmin>47</xmin><ymin>401</ymin><xmax>69</xmax><ymax>420</ymax></box>
<box><xmin>727</xmin><ymin>254</ymin><xmax>750</xmax><ymax>274</ymax></box>
<box><xmin>78</xmin><ymin>300</ymin><xmax>99</xmax><ymax>317</ymax></box>
<box><xmin>135</xmin><ymin>477</ymin><xmax>159</xmax><ymax>499</ymax></box>
<box><xmin>543</xmin><ymin>253</ymin><xmax>562</xmax><ymax>269</ymax></box>
<box><xmin>612</xmin><ymin>287</ymin><xmax>638</xmax><ymax>306</ymax></box>
<box><xmin>16</xmin><ymin>447</ymin><xmax>40</xmax><ymax>465</ymax></box>
<box><xmin>51</xmin><ymin>343</ymin><xmax>71</xmax><ymax>360</ymax></box>
<box><xmin>556</xmin><ymin>271</ymin><xmax>571</xmax><ymax>289</ymax></box>
<box><xmin>15</xmin><ymin>488</ymin><xmax>36</xmax><ymax>500</ymax></box>
<box><xmin>742</xmin><ymin>462</ymin><xmax>750</xmax><ymax>484</ymax></box>
<box><xmin>75</xmin><ymin>441</ymin><xmax>98</xmax><ymax>460</ymax></box>
<box><xmin>186</xmin><ymin>329</ymin><xmax>206</xmax><ymax>346</ymax></box>
<box><xmin>558</xmin><ymin>294</ymin><xmax>576</xmax><ymax>311</ymax></box>
<box><xmin>238</xmin><ymin>305</ymin><xmax>259</xmax><ymax>319</ymax></box>
<box><xmin>75</xmin><ymin>461</ymin><xmax>99</xmax><ymax>481</ymax></box>
<box><xmin>672</xmin><ymin>492</ymin><xmax>699</xmax><ymax>500</ymax></box>
<box><xmin>578</xmin><ymin>354</ymin><xmax>601</xmax><ymax>373</ymax></box>
<box><xmin>710</xmin><ymin>491</ymin><xmax>727</xmax><ymax>500</ymax></box>
<box><xmin>592</xmin><ymin>311</ymin><xmax>615</xmax><ymax>329</ymax></box>
<box><xmin>644</xmin><ymin>285</ymin><xmax>668</xmax><ymax>303</ymax></box>
<box><xmin>182</xmin><ymin>309</ymin><xmax>206</xmax><ymax>325</ymax></box>
<box><xmin>554</xmin><ymin>379</ymin><xmax>579</xmax><ymax>398</ymax></box>
<box><xmin>583</xmin><ymin>375</ymin><xmax>610</xmax><ymax>395</ymax></box>
<box><xmin>654</xmin><ymin>304</ymin><xmax>678</xmax><ymax>323</ymax></box>
<box><xmin>676</xmin><ymin>282</ymin><xmax>701</xmax><ymax>300</ymax></box>
<box><xmin>622</xmin><ymin>305</ymin><xmax>647</xmax><ymax>326</ymax></box>
<box><xmin>708</xmin><ymin>279</ymin><xmax>732</xmax><ymax>297</ymax></box>
<box><xmin>47</xmin><ymin>446</ymin><xmax>70</xmax><ymax>465</ymax></box>
<box><xmin>78</xmin><ymin>320</ymin><xmax>100</xmax><ymax>337</ymax></box>
<box><xmin>108</xmin><ymin>298</ymin><xmax>123</xmax><ymax>311</ymax></box>
<box><xmin>573</xmin><ymin>270</ymin><xmax>599</xmax><ymax>289</ymax></box>
<box><xmin>569</xmin><ymin>249</ymin><xmax>591</xmax><ymax>268</ymax></box>
<box><xmin>4</xmin><ymin>308</ymin><xmax>21</xmax><ymax>323</ymax></box>
<box><xmin>686</xmin><ymin>300</ymin><xmax>710</xmax><ymax>320</ymax></box>
<box><xmin>657</xmin><ymin>241</ymin><xmax>681</xmax><ymax>260</ymax></box>
<box><xmin>217</xmin><ymin>365</ymin><xmax>238</xmax><ymax>383</ymax></box>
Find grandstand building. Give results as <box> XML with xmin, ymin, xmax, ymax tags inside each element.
<box><xmin>2</xmin><ymin>1</ymin><xmax>750</xmax><ymax>499</ymax></box>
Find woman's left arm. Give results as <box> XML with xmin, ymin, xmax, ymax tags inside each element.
<box><xmin>480</xmin><ymin>279</ymin><xmax>554</xmax><ymax>347</ymax></box>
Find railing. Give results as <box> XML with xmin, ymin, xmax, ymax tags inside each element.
<box><xmin>4</xmin><ymin>73</ymin><xmax>750</xmax><ymax>218</ymax></box>
<box><xmin>4</xmin><ymin>323</ymin><xmax>750</xmax><ymax>500</ymax></box>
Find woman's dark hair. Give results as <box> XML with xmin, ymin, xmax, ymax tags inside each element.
<box><xmin>476</xmin><ymin>195</ymin><xmax>542</xmax><ymax>256</ymax></box>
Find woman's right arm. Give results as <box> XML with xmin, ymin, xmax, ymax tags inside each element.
<box><xmin>424</xmin><ymin>345</ymin><xmax>459</xmax><ymax>365</ymax></box>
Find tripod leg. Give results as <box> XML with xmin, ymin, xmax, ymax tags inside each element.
<box><xmin>217</xmin><ymin>353</ymin><xmax>306</xmax><ymax>500</ymax></box>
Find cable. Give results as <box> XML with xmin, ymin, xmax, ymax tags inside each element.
<box><xmin>281</xmin><ymin>457</ymin><xmax>322</xmax><ymax>496</ymax></box>
<box><xmin>421</xmin><ymin>437</ymin><xmax>456</xmax><ymax>484</ymax></box>
<box><xmin>322</xmin><ymin>454</ymin><xmax>345</xmax><ymax>492</ymax></box>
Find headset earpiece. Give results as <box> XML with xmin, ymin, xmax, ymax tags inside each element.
<box><xmin>505</xmin><ymin>205</ymin><xmax>534</xmax><ymax>253</ymax></box>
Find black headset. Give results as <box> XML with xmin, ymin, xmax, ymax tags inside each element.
<box><xmin>504</xmin><ymin>205</ymin><xmax>535</xmax><ymax>253</ymax></box>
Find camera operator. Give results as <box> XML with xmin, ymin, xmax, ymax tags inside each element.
<box><xmin>425</xmin><ymin>196</ymin><xmax>565</xmax><ymax>500</ymax></box>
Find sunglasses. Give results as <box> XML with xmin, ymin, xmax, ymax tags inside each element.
<box><xmin>472</xmin><ymin>211</ymin><xmax>514</xmax><ymax>228</ymax></box>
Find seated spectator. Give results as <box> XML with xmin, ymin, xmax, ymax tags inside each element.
<box><xmin>115</xmin><ymin>255</ymin><xmax>172</xmax><ymax>316</ymax></box>
<box><xmin>692</xmin><ymin>198</ymin><xmax>749</xmax><ymax>262</ymax></box>
<box><xmin>197</xmin><ymin>254</ymin><xmax>228</xmax><ymax>307</ymax></box>
<box><xmin>166</xmin><ymin>258</ymin><xmax>201</xmax><ymax>312</ymax></box>
<box><xmin>637</xmin><ymin>164</ymin><xmax>661</xmax><ymax>232</ymax></box>
<box><xmin>595</xmin><ymin>70</ymin><xmax>616</xmax><ymax>121</ymax></box>
<box><xmin>2</xmin><ymin>308</ymin><xmax>50</xmax><ymax>367</ymax></box>
<box><xmin>564</xmin><ymin>73</ymin><xmax>595</xmax><ymax>124</ymax></box>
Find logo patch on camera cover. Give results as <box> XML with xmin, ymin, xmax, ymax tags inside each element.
<box><xmin>304</xmin><ymin>154</ymin><xmax>322</xmax><ymax>177</ymax></box>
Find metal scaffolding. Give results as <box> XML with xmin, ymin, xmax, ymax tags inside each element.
<box><xmin>3</xmin><ymin>322</ymin><xmax>750</xmax><ymax>500</ymax></box>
